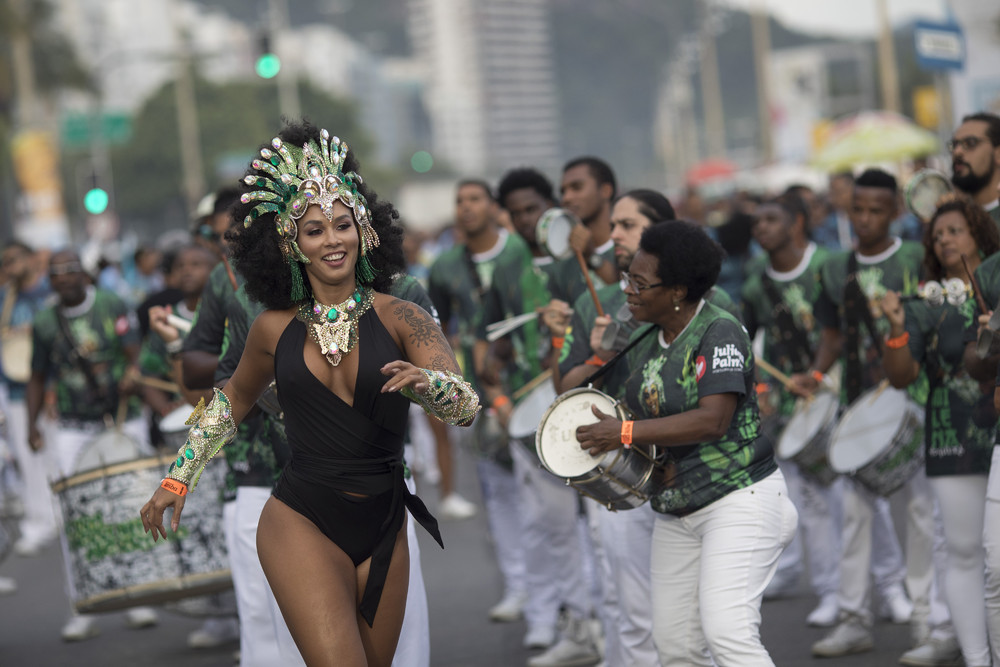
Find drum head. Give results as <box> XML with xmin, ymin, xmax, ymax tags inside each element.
<box><xmin>1</xmin><ymin>332</ymin><xmax>32</xmax><ymax>384</ymax></box>
<box><xmin>828</xmin><ymin>386</ymin><xmax>909</xmax><ymax>472</ymax></box>
<box><xmin>777</xmin><ymin>392</ymin><xmax>839</xmax><ymax>459</ymax></box>
<box><xmin>537</xmin><ymin>388</ymin><xmax>615</xmax><ymax>477</ymax></box>
<box><xmin>74</xmin><ymin>430</ymin><xmax>141</xmax><ymax>473</ymax></box>
<box><xmin>508</xmin><ymin>379</ymin><xmax>557</xmax><ymax>439</ymax></box>
<box><xmin>536</xmin><ymin>208</ymin><xmax>576</xmax><ymax>260</ymax></box>
<box><xmin>159</xmin><ymin>405</ymin><xmax>195</xmax><ymax>435</ymax></box>
<box><xmin>905</xmin><ymin>170</ymin><xmax>952</xmax><ymax>222</ymax></box>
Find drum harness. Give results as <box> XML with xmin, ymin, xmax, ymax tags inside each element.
<box><xmin>843</xmin><ymin>253</ymin><xmax>885</xmax><ymax>404</ymax></box>
<box><xmin>761</xmin><ymin>275</ymin><xmax>813</xmax><ymax>374</ymax></box>
<box><xmin>55</xmin><ymin>308</ymin><xmax>117</xmax><ymax>425</ymax></box>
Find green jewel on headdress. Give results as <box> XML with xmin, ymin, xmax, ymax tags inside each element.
<box><xmin>241</xmin><ymin>129</ymin><xmax>381</xmax><ymax>269</ymax></box>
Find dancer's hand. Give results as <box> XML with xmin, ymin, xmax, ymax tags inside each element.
<box><xmin>380</xmin><ymin>360</ymin><xmax>430</xmax><ymax>394</ymax></box>
<box><xmin>140</xmin><ymin>487</ymin><xmax>186</xmax><ymax>542</ymax></box>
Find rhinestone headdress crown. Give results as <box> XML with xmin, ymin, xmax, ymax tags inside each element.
<box><xmin>240</xmin><ymin>129</ymin><xmax>380</xmax><ymax>264</ymax></box>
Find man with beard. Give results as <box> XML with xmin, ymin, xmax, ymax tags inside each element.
<box><xmin>950</xmin><ymin>112</ymin><xmax>1000</xmax><ymax>226</ymax></box>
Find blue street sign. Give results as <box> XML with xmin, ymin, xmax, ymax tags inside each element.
<box><xmin>913</xmin><ymin>21</ymin><xmax>965</xmax><ymax>72</ymax></box>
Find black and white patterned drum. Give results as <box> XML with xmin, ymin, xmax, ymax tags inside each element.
<box><xmin>52</xmin><ymin>454</ymin><xmax>232</xmax><ymax>613</ymax></box>
<box><xmin>828</xmin><ymin>384</ymin><xmax>924</xmax><ymax>497</ymax></box>
<box><xmin>536</xmin><ymin>387</ymin><xmax>661</xmax><ymax>510</ymax></box>
<box><xmin>776</xmin><ymin>391</ymin><xmax>840</xmax><ymax>485</ymax></box>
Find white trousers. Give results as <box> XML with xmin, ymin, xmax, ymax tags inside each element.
<box><xmin>592</xmin><ymin>501</ymin><xmax>659</xmax><ymax>666</ymax></box>
<box><xmin>650</xmin><ymin>470</ymin><xmax>797</xmax><ymax>666</ymax></box>
<box><xmin>930</xmin><ymin>475</ymin><xmax>990</xmax><ymax>667</ymax></box>
<box><xmin>982</xmin><ymin>447</ymin><xmax>1000</xmax><ymax>666</ymax></box>
<box><xmin>837</xmin><ymin>471</ymin><xmax>949</xmax><ymax>630</ymax></box>
<box><xmin>2</xmin><ymin>392</ymin><xmax>58</xmax><ymax>541</ymax></box>
<box><xmin>476</xmin><ymin>457</ymin><xmax>527</xmax><ymax>598</ymax></box>
<box><xmin>512</xmin><ymin>442</ymin><xmax>592</xmax><ymax>630</ymax></box>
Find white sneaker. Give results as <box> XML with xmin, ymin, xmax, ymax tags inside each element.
<box><xmin>524</xmin><ymin>625</ymin><xmax>557</xmax><ymax>650</ymax></box>
<box><xmin>62</xmin><ymin>615</ymin><xmax>100</xmax><ymax>642</ymax></box>
<box><xmin>188</xmin><ymin>617</ymin><xmax>240</xmax><ymax>648</ymax></box>
<box><xmin>14</xmin><ymin>534</ymin><xmax>47</xmax><ymax>557</ymax></box>
<box><xmin>0</xmin><ymin>576</ymin><xmax>16</xmax><ymax>595</ymax></box>
<box><xmin>806</xmin><ymin>594</ymin><xmax>840</xmax><ymax>627</ymax></box>
<box><xmin>125</xmin><ymin>606</ymin><xmax>158</xmax><ymax>629</ymax></box>
<box><xmin>811</xmin><ymin>618</ymin><xmax>874</xmax><ymax>657</ymax></box>
<box><xmin>439</xmin><ymin>493</ymin><xmax>477</xmax><ymax>520</ymax></box>
<box><xmin>878</xmin><ymin>585</ymin><xmax>913</xmax><ymax>624</ymax></box>
<box><xmin>898</xmin><ymin>637</ymin><xmax>963</xmax><ymax>667</ymax></box>
<box><xmin>527</xmin><ymin>616</ymin><xmax>601</xmax><ymax>667</ymax></box>
<box><xmin>489</xmin><ymin>591</ymin><xmax>528</xmax><ymax>622</ymax></box>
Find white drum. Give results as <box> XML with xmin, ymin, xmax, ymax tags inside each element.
<box><xmin>508</xmin><ymin>378</ymin><xmax>557</xmax><ymax>442</ymax></box>
<box><xmin>536</xmin><ymin>208</ymin><xmax>576</xmax><ymax>260</ymax></box>
<box><xmin>159</xmin><ymin>404</ymin><xmax>196</xmax><ymax>451</ymax></box>
<box><xmin>776</xmin><ymin>391</ymin><xmax>840</xmax><ymax>485</ymax></box>
<box><xmin>828</xmin><ymin>384</ymin><xmax>924</xmax><ymax>497</ymax></box>
<box><xmin>74</xmin><ymin>429</ymin><xmax>143</xmax><ymax>473</ymax></box>
<box><xmin>536</xmin><ymin>387</ymin><xmax>661</xmax><ymax>510</ymax></box>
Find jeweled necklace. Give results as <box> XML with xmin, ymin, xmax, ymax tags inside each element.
<box><xmin>296</xmin><ymin>287</ymin><xmax>374</xmax><ymax>366</ymax></box>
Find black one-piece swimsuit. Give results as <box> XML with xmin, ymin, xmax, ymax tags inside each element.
<box><xmin>271</xmin><ymin>310</ymin><xmax>442</xmax><ymax>626</ymax></box>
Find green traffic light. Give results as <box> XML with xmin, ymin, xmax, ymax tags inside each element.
<box><xmin>83</xmin><ymin>187</ymin><xmax>109</xmax><ymax>215</ymax></box>
<box><xmin>256</xmin><ymin>54</ymin><xmax>281</xmax><ymax>79</ymax></box>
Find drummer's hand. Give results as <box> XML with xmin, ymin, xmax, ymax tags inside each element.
<box><xmin>788</xmin><ymin>372</ymin><xmax>820</xmax><ymax>398</ymax></box>
<box><xmin>28</xmin><ymin>424</ymin><xmax>44</xmax><ymax>452</ymax></box>
<box><xmin>576</xmin><ymin>405</ymin><xmax>623</xmax><ymax>456</ymax></box>
<box><xmin>148</xmin><ymin>305</ymin><xmax>180</xmax><ymax>343</ymax></box>
<box><xmin>882</xmin><ymin>290</ymin><xmax>906</xmax><ymax>335</ymax></box>
<box><xmin>140</xmin><ymin>487</ymin><xmax>186</xmax><ymax>541</ymax></box>
<box><xmin>568</xmin><ymin>224</ymin><xmax>593</xmax><ymax>257</ymax></box>
<box><xmin>540</xmin><ymin>299</ymin><xmax>572</xmax><ymax>337</ymax></box>
<box><xmin>589</xmin><ymin>315</ymin><xmax>615</xmax><ymax>361</ymax></box>
<box><xmin>119</xmin><ymin>364</ymin><xmax>141</xmax><ymax>395</ymax></box>
<box><xmin>380</xmin><ymin>360</ymin><xmax>429</xmax><ymax>394</ymax></box>
<box><xmin>978</xmin><ymin>311</ymin><xmax>994</xmax><ymax>337</ymax></box>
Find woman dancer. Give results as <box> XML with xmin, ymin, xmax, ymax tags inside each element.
<box><xmin>577</xmin><ymin>221</ymin><xmax>797</xmax><ymax>665</ymax></box>
<box><xmin>882</xmin><ymin>194</ymin><xmax>999</xmax><ymax>667</ymax></box>
<box><xmin>140</xmin><ymin>121</ymin><xmax>478</xmax><ymax>667</ymax></box>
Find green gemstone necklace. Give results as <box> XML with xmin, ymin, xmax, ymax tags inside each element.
<box><xmin>296</xmin><ymin>286</ymin><xmax>374</xmax><ymax>365</ymax></box>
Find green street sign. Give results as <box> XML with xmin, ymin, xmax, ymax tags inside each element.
<box><xmin>61</xmin><ymin>112</ymin><xmax>132</xmax><ymax>148</ymax></box>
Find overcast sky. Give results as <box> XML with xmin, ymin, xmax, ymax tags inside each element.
<box><xmin>722</xmin><ymin>0</ymin><xmax>949</xmax><ymax>37</ymax></box>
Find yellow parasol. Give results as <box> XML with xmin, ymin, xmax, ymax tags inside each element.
<box><xmin>810</xmin><ymin>111</ymin><xmax>939</xmax><ymax>171</ymax></box>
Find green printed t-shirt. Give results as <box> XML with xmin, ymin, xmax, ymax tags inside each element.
<box><xmin>741</xmin><ymin>243</ymin><xmax>830</xmax><ymax>417</ymax></box>
<box><xmin>138</xmin><ymin>302</ymin><xmax>195</xmax><ymax>388</ymax></box>
<box><xmin>183</xmin><ymin>262</ymin><xmax>241</xmax><ymax>358</ymax></box>
<box><xmin>428</xmin><ymin>229</ymin><xmax>524</xmax><ymax>392</ymax></box>
<box><xmin>32</xmin><ymin>288</ymin><xmax>142</xmax><ymax>422</ymax></box>
<box><xmin>623</xmin><ymin>301</ymin><xmax>776</xmax><ymax>517</ymax></box>
<box><xmin>905</xmin><ymin>296</ymin><xmax>994</xmax><ymax>475</ymax></box>
<box><xmin>815</xmin><ymin>239</ymin><xmax>926</xmax><ymax>402</ymax></box>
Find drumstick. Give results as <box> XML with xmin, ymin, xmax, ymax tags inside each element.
<box><xmin>166</xmin><ymin>313</ymin><xmax>192</xmax><ymax>333</ymax></box>
<box><xmin>754</xmin><ymin>358</ymin><xmax>798</xmax><ymax>393</ymax></box>
<box><xmin>574</xmin><ymin>250</ymin><xmax>605</xmax><ymax>318</ymax></box>
<box><xmin>512</xmin><ymin>369</ymin><xmax>553</xmax><ymax>402</ymax></box>
<box><xmin>961</xmin><ymin>254</ymin><xmax>989</xmax><ymax>314</ymax></box>
<box><xmin>136</xmin><ymin>376</ymin><xmax>181</xmax><ymax>394</ymax></box>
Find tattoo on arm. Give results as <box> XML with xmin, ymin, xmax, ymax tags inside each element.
<box><xmin>429</xmin><ymin>353</ymin><xmax>451</xmax><ymax>372</ymax></box>
<box><xmin>393</xmin><ymin>300</ymin><xmax>448</xmax><ymax>349</ymax></box>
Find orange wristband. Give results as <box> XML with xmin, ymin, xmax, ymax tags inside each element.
<box><xmin>161</xmin><ymin>478</ymin><xmax>188</xmax><ymax>497</ymax></box>
<box><xmin>584</xmin><ymin>355</ymin><xmax>606</xmax><ymax>367</ymax></box>
<box><xmin>551</xmin><ymin>336</ymin><xmax>565</xmax><ymax>349</ymax></box>
<box><xmin>621</xmin><ymin>421</ymin><xmax>634</xmax><ymax>449</ymax></box>
<box><xmin>491</xmin><ymin>395</ymin><xmax>511</xmax><ymax>409</ymax></box>
<box><xmin>811</xmin><ymin>370</ymin><xmax>825</xmax><ymax>385</ymax></box>
<box><xmin>755</xmin><ymin>382</ymin><xmax>770</xmax><ymax>395</ymax></box>
<box><xmin>885</xmin><ymin>331</ymin><xmax>910</xmax><ymax>349</ymax></box>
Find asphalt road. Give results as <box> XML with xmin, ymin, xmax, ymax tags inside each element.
<box><xmin>0</xmin><ymin>445</ymin><xmax>919</xmax><ymax>667</ymax></box>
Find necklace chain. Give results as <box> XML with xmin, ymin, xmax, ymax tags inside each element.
<box><xmin>296</xmin><ymin>287</ymin><xmax>374</xmax><ymax>366</ymax></box>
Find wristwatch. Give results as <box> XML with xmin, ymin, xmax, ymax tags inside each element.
<box><xmin>587</xmin><ymin>254</ymin><xmax>604</xmax><ymax>270</ymax></box>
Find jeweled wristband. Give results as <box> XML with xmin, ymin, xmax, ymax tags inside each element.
<box><xmin>164</xmin><ymin>388</ymin><xmax>237</xmax><ymax>491</ymax></box>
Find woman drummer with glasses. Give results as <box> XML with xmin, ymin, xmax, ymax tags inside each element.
<box><xmin>576</xmin><ymin>220</ymin><xmax>797</xmax><ymax>666</ymax></box>
<box><xmin>882</xmin><ymin>195</ymin><xmax>1000</xmax><ymax>667</ymax></box>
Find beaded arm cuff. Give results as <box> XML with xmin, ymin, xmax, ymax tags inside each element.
<box><xmin>401</xmin><ymin>369</ymin><xmax>481</xmax><ymax>426</ymax></box>
<box><xmin>165</xmin><ymin>388</ymin><xmax>237</xmax><ymax>491</ymax></box>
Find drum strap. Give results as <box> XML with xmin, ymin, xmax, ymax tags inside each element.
<box><xmin>577</xmin><ymin>324</ymin><xmax>657</xmax><ymax>389</ymax></box>
<box><xmin>843</xmin><ymin>253</ymin><xmax>884</xmax><ymax>403</ymax></box>
<box><xmin>55</xmin><ymin>309</ymin><xmax>112</xmax><ymax>410</ymax></box>
<box><xmin>761</xmin><ymin>275</ymin><xmax>812</xmax><ymax>372</ymax></box>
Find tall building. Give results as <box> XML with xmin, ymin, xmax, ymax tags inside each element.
<box><xmin>408</xmin><ymin>0</ymin><xmax>561</xmax><ymax>176</ymax></box>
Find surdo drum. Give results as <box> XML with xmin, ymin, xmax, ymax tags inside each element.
<box><xmin>536</xmin><ymin>387</ymin><xmax>661</xmax><ymax>510</ymax></box>
<box><xmin>776</xmin><ymin>391</ymin><xmax>840</xmax><ymax>485</ymax></box>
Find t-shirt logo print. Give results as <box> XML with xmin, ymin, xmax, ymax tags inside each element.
<box><xmin>711</xmin><ymin>343</ymin><xmax>744</xmax><ymax>372</ymax></box>
<box><xmin>695</xmin><ymin>355</ymin><xmax>706</xmax><ymax>381</ymax></box>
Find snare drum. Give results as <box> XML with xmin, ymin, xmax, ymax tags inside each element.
<box><xmin>776</xmin><ymin>392</ymin><xmax>840</xmax><ymax>485</ymax></box>
<box><xmin>159</xmin><ymin>404</ymin><xmax>195</xmax><ymax>451</ymax></box>
<box><xmin>828</xmin><ymin>385</ymin><xmax>924</xmax><ymax>497</ymax></box>
<box><xmin>536</xmin><ymin>208</ymin><xmax>576</xmax><ymax>260</ymax></box>
<box><xmin>536</xmin><ymin>387</ymin><xmax>660</xmax><ymax>510</ymax></box>
<box><xmin>52</xmin><ymin>454</ymin><xmax>232</xmax><ymax>613</ymax></box>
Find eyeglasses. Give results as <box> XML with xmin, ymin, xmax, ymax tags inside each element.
<box><xmin>622</xmin><ymin>272</ymin><xmax>663</xmax><ymax>293</ymax></box>
<box><xmin>947</xmin><ymin>136</ymin><xmax>987</xmax><ymax>152</ymax></box>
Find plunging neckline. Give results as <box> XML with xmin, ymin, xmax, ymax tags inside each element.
<box><xmin>298</xmin><ymin>320</ymin><xmax>362</xmax><ymax>409</ymax></box>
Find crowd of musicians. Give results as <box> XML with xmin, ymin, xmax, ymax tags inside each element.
<box><xmin>0</xmin><ymin>110</ymin><xmax>999</xmax><ymax>667</ymax></box>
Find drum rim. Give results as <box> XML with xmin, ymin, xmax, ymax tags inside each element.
<box><xmin>535</xmin><ymin>207</ymin><xmax>574</xmax><ymax>259</ymax></box>
<box><xmin>52</xmin><ymin>453</ymin><xmax>176</xmax><ymax>492</ymax></box>
<box><xmin>828</xmin><ymin>386</ymin><xmax>916</xmax><ymax>472</ymax></box>
<box><xmin>76</xmin><ymin>570</ymin><xmax>233</xmax><ymax>613</ymax></box>
<box><xmin>776</xmin><ymin>391</ymin><xmax>840</xmax><ymax>459</ymax></box>
<box><xmin>535</xmin><ymin>387</ymin><xmax>625</xmax><ymax>478</ymax></box>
